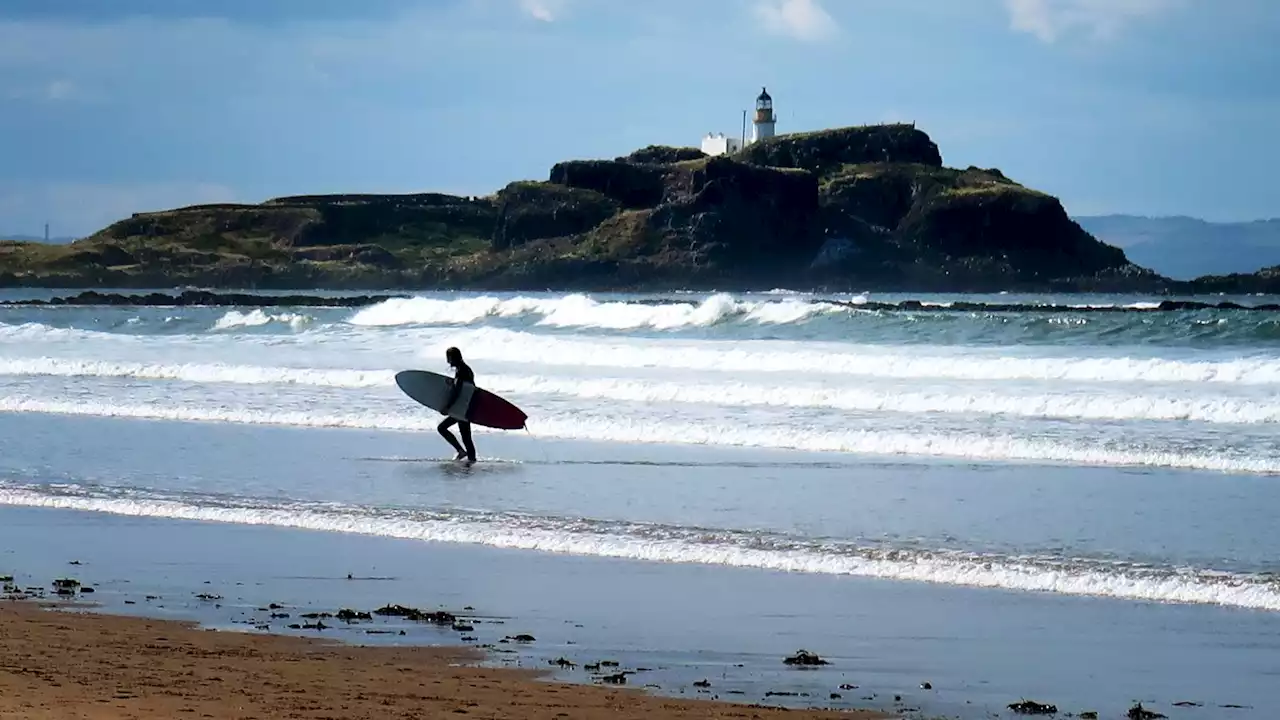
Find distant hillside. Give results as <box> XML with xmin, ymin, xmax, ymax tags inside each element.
<box><xmin>1075</xmin><ymin>215</ymin><xmax>1280</xmax><ymax>280</ymax></box>
<box><xmin>0</xmin><ymin>234</ymin><xmax>77</xmax><ymax>244</ymax></box>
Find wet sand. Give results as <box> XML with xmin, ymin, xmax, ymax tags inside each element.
<box><xmin>0</xmin><ymin>601</ymin><xmax>887</xmax><ymax>720</ymax></box>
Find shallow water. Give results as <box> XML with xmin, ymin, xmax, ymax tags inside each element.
<box><xmin>2</xmin><ymin>288</ymin><xmax>1279</xmax><ymax>717</ymax></box>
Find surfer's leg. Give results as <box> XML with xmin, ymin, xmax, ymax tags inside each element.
<box><xmin>437</xmin><ymin>417</ymin><xmax>465</xmax><ymax>456</ymax></box>
<box><xmin>459</xmin><ymin>421</ymin><xmax>476</xmax><ymax>462</ymax></box>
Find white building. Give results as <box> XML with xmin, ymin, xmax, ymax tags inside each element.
<box><xmin>700</xmin><ymin>87</ymin><xmax>779</xmax><ymax>157</ymax></box>
<box><xmin>700</xmin><ymin>132</ymin><xmax>742</xmax><ymax>156</ymax></box>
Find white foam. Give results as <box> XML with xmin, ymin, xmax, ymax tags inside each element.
<box><xmin>346</xmin><ymin>293</ymin><xmax>837</xmax><ymax>330</ymax></box>
<box><xmin>2</xmin><ymin>487</ymin><xmax>1276</xmax><ymax>611</ymax></box>
<box><xmin>212</xmin><ymin>310</ymin><xmax>311</xmax><ymax>331</ymax></box>
<box><xmin>440</xmin><ymin>328</ymin><xmax>1280</xmax><ymax>385</ymax></box>
<box><xmin>5</xmin><ymin>358</ymin><xmax>1278</xmax><ymax>424</ymax></box>
<box><xmin>2</xmin><ymin>396</ymin><xmax>1277</xmax><ymax>474</ymax></box>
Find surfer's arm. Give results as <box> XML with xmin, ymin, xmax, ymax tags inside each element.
<box><xmin>445</xmin><ymin>378</ymin><xmax>461</xmax><ymax>410</ymax></box>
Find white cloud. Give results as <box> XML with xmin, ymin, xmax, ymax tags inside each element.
<box><xmin>518</xmin><ymin>0</ymin><xmax>569</xmax><ymax>22</ymax></box>
<box><xmin>753</xmin><ymin>0</ymin><xmax>838</xmax><ymax>42</ymax></box>
<box><xmin>1005</xmin><ymin>0</ymin><xmax>1181</xmax><ymax>43</ymax></box>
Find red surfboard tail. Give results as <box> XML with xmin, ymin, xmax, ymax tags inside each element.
<box><xmin>467</xmin><ymin>388</ymin><xmax>528</xmax><ymax>430</ymax></box>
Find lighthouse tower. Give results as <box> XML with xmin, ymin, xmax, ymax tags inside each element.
<box><xmin>751</xmin><ymin>87</ymin><xmax>776</xmax><ymax>144</ymax></box>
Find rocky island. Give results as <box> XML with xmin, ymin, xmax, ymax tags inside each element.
<box><xmin>0</xmin><ymin>123</ymin><xmax>1269</xmax><ymax>294</ymax></box>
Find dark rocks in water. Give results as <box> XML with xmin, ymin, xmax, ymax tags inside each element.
<box><xmin>551</xmin><ymin>657</ymin><xmax>576</xmax><ymax>669</ymax></box>
<box><xmin>371</xmin><ymin>604</ymin><xmax>456</xmax><ymax>625</ymax></box>
<box><xmin>0</xmin><ymin>575</ymin><xmax>13</xmax><ymax>583</ymax></box>
<box><xmin>336</xmin><ymin>609</ymin><xmax>372</xmax><ymax>622</ymax></box>
<box><xmin>1</xmin><ymin>289</ymin><xmax>401</xmax><ymax>308</ymax></box>
<box><xmin>1128</xmin><ymin>703</ymin><xmax>1167</xmax><ymax>719</ymax></box>
<box><xmin>920</xmin><ymin>681</ymin><xmax>932</xmax><ymax>690</ymax></box>
<box><xmin>268</xmin><ymin>603</ymin><xmax>285</xmax><ymax>609</ymax></box>
<box><xmin>80</xmin><ymin>587</ymin><xmax>95</xmax><ymax>594</ymax></box>
<box><xmin>52</xmin><ymin>578</ymin><xmax>80</xmax><ymax>590</ymax></box>
<box><xmin>270</xmin><ymin>612</ymin><xmax>290</xmax><ymax>619</ymax></box>
<box><xmin>287</xmin><ymin>623</ymin><xmax>301</xmax><ymax>630</ymax></box>
<box><xmin>765</xmin><ymin>691</ymin><xmax>799</xmax><ymax>697</ymax></box>
<box><xmin>830</xmin><ymin>693</ymin><xmax>842</xmax><ymax>700</ymax></box>
<box><xmin>195</xmin><ymin>593</ymin><xmax>222</xmax><ymax>601</ymax></box>
<box><xmin>598</xmin><ymin>672</ymin><xmax>627</xmax><ymax>685</ymax></box>
<box><xmin>301</xmin><ymin>620</ymin><xmax>328</xmax><ymax>631</ymax></box>
<box><xmin>504</xmin><ymin>634</ymin><xmax>535</xmax><ymax>643</ymax></box>
<box><xmin>1079</xmin><ymin>712</ymin><xmax>1098</xmax><ymax>720</ymax></box>
<box><xmin>693</xmin><ymin>679</ymin><xmax>711</xmax><ymax>688</ymax></box>
<box><xmin>451</xmin><ymin>623</ymin><xmax>474</xmax><ymax>632</ymax></box>
<box><xmin>300</xmin><ymin>612</ymin><xmax>333</xmax><ymax>619</ymax></box>
<box><xmin>583</xmin><ymin>662</ymin><xmax>600</xmax><ymax>672</ymax></box>
<box><xmin>838</xmin><ymin>683</ymin><xmax>857</xmax><ymax>690</ymax></box>
<box><xmin>783</xmin><ymin>649</ymin><xmax>830</xmax><ymax>666</ymax></box>
<box><xmin>1172</xmin><ymin>701</ymin><xmax>1203</xmax><ymax>707</ymax></box>
<box><xmin>599</xmin><ymin>660</ymin><xmax>618</xmax><ymax>667</ymax></box>
<box><xmin>1008</xmin><ymin>699</ymin><xmax>1059</xmax><ymax>715</ymax></box>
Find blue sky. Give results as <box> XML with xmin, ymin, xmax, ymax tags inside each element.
<box><xmin>1</xmin><ymin>0</ymin><xmax>1277</xmax><ymax>236</ymax></box>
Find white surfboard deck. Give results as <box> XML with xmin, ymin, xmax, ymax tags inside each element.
<box><xmin>394</xmin><ymin>370</ymin><xmax>476</xmax><ymax>421</ymax></box>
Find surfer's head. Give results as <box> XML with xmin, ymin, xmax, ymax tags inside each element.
<box><xmin>445</xmin><ymin>346</ymin><xmax>462</xmax><ymax>366</ymax></box>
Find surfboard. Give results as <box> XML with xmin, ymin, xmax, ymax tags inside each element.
<box><xmin>394</xmin><ymin>370</ymin><xmax>528</xmax><ymax>430</ymax></box>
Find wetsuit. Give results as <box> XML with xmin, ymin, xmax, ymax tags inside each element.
<box><xmin>437</xmin><ymin>360</ymin><xmax>476</xmax><ymax>462</ymax></box>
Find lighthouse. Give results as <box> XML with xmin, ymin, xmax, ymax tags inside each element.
<box><xmin>751</xmin><ymin>87</ymin><xmax>776</xmax><ymax>144</ymax></box>
<box><xmin>699</xmin><ymin>86</ymin><xmax>780</xmax><ymax>156</ymax></box>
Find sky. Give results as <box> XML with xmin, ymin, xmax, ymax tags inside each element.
<box><xmin>0</xmin><ymin>0</ymin><xmax>1277</xmax><ymax>237</ymax></box>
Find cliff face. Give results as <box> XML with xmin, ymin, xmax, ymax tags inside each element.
<box><xmin>0</xmin><ymin>123</ymin><xmax>1169</xmax><ymax>293</ymax></box>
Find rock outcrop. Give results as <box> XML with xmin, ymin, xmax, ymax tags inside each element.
<box><xmin>0</xmin><ymin>122</ymin><xmax>1205</xmax><ymax>293</ymax></box>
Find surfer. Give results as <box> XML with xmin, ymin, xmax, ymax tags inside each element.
<box><xmin>438</xmin><ymin>346</ymin><xmax>477</xmax><ymax>462</ymax></box>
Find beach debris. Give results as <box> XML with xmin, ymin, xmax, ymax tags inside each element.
<box><xmin>1008</xmin><ymin>699</ymin><xmax>1058</xmax><ymax>715</ymax></box>
<box><xmin>336</xmin><ymin>609</ymin><xmax>371</xmax><ymax>622</ymax></box>
<box><xmin>693</xmin><ymin>679</ymin><xmax>711</xmax><ymax>688</ymax></box>
<box><xmin>1127</xmin><ymin>703</ymin><xmax>1166</xmax><ymax>719</ymax></box>
<box><xmin>1079</xmin><ymin>712</ymin><xmax>1098</xmax><ymax>719</ymax></box>
<box><xmin>920</xmin><ymin>681</ymin><xmax>932</xmax><ymax>690</ymax></box>
<box><xmin>783</xmin><ymin>649</ymin><xmax>829</xmax><ymax>666</ymax></box>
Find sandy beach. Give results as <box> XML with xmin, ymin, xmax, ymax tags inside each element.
<box><xmin>0</xmin><ymin>601</ymin><xmax>885</xmax><ymax>720</ymax></box>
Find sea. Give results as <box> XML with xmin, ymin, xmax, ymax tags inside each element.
<box><xmin>2</xmin><ymin>287</ymin><xmax>1279</xmax><ymax>718</ymax></box>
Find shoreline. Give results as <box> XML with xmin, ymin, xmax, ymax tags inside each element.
<box><xmin>1</xmin><ymin>591</ymin><xmax>889</xmax><ymax>720</ymax></box>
